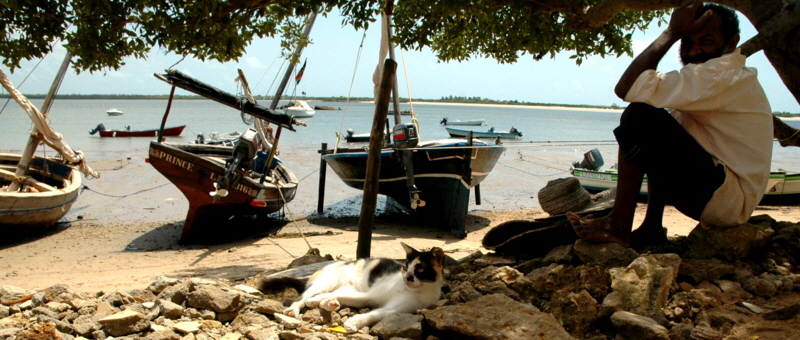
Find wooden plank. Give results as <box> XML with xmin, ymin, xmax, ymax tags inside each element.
<box><xmin>0</xmin><ymin>168</ymin><xmax>58</xmax><ymax>192</ymax></box>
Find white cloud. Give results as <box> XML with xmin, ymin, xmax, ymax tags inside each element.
<box><xmin>571</xmin><ymin>80</ymin><xmax>583</xmax><ymax>89</ymax></box>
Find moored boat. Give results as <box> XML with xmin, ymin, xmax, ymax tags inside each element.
<box><xmin>0</xmin><ymin>154</ymin><xmax>82</xmax><ymax>227</ymax></box>
<box><xmin>446</xmin><ymin>126</ymin><xmax>523</xmax><ymax>139</ymax></box>
<box><xmin>89</xmin><ymin>123</ymin><xmax>186</xmax><ymax>137</ymax></box>
<box><xmin>148</xmin><ymin>65</ymin><xmax>307</xmax><ymax>242</ymax></box>
<box><xmin>106</xmin><ymin>108</ymin><xmax>123</xmax><ymax>116</ymax></box>
<box><xmin>285</xmin><ymin>100</ymin><xmax>315</xmax><ymax>118</ymax></box>
<box><xmin>440</xmin><ymin>117</ymin><xmax>486</xmax><ymax>126</ymax></box>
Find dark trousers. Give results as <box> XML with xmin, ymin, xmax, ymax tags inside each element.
<box><xmin>613</xmin><ymin>103</ymin><xmax>726</xmax><ymax>220</ymax></box>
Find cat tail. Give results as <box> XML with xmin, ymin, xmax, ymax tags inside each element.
<box><xmin>255</xmin><ymin>276</ymin><xmax>309</xmax><ymax>294</ymax></box>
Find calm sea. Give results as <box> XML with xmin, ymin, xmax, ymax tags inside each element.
<box><xmin>2</xmin><ymin>98</ymin><xmax>800</xmax><ymax>173</ymax></box>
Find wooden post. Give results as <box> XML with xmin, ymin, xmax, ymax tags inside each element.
<box><xmin>357</xmin><ymin>59</ymin><xmax>396</xmax><ymax>259</ymax></box>
<box><xmin>317</xmin><ymin>143</ymin><xmax>328</xmax><ymax>214</ymax></box>
<box><xmin>475</xmin><ymin>184</ymin><xmax>482</xmax><ymax>205</ymax></box>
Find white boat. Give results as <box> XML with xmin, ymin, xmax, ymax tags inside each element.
<box><xmin>0</xmin><ymin>154</ymin><xmax>82</xmax><ymax>226</ymax></box>
<box><xmin>571</xmin><ymin>166</ymin><xmax>800</xmax><ymax>204</ymax></box>
<box><xmin>106</xmin><ymin>108</ymin><xmax>123</xmax><ymax>116</ymax></box>
<box><xmin>0</xmin><ymin>54</ymin><xmax>99</xmax><ymax>228</ymax></box>
<box><xmin>440</xmin><ymin>117</ymin><xmax>486</xmax><ymax>126</ymax></box>
<box><xmin>445</xmin><ymin>126</ymin><xmax>523</xmax><ymax>139</ymax></box>
<box><xmin>284</xmin><ymin>100</ymin><xmax>315</xmax><ymax>118</ymax></box>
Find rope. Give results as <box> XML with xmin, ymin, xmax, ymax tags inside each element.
<box><xmin>81</xmin><ymin>183</ymin><xmax>170</xmax><ymax>198</ymax></box>
<box><xmin>399</xmin><ymin>49</ymin><xmax>422</xmax><ymax>139</ymax></box>
<box><xmin>169</xmin><ymin>55</ymin><xmax>186</xmax><ymax>69</ymax></box>
<box><xmin>334</xmin><ymin>30</ymin><xmax>368</xmax><ymax>155</ymax></box>
<box><xmin>274</xmin><ymin>180</ymin><xmax>313</xmax><ymax>251</ymax></box>
<box><xmin>1</xmin><ymin>57</ymin><xmax>47</xmax><ymax>115</ymax></box>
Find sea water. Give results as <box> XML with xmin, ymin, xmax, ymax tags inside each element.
<box><xmin>1</xmin><ymin>99</ymin><xmax>799</xmax><ymax>172</ymax></box>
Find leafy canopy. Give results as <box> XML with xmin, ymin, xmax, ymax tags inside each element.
<box><xmin>0</xmin><ymin>0</ymin><xmax>668</xmax><ymax>72</ymax></box>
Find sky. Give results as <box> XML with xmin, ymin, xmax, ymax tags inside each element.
<box><xmin>2</xmin><ymin>9</ymin><xmax>799</xmax><ymax>113</ymax></box>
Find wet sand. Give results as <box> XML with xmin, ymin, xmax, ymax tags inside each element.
<box><xmin>2</xmin><ymin>143</ymin><xmax>800</xmax><ymax>292</ymax></box>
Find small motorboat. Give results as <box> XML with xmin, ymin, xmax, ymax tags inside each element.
<box><xmin>285</xmin><ymin>100</ymin><xmax>315</xmax><ymax>118</ymax></box>
<box><xmin>440</xmin><ymin>117</ymin><xmax>486</xmax><ymax>126</ymax></box>
<box><xmin>344</xmin><ymin>128</ymin><xmax>371</xmax><ymax>142</ymax></box>
<box><xmin>106</xmin><ymin>108</ymin><xmax>123</xmax><ymax>116</ymax></box>
<box><xmin>446</xmin><ymin>126</ymin><xmax>523</xmax><ymax>139</ymax></box>
<box><xmin>89</xmin><ymin>123</ymin><xmax>186</xmax><ymax>137</ymax></box>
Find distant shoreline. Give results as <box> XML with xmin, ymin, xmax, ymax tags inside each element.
<box><xmin>2</xmin><ymin>94</ymin><xmax>795</xmax><ymax>116</ymax></box>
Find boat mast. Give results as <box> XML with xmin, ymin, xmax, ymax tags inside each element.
<box><xmin>257</xmin><ymin>12</ymin><xmax>317</xmax><ymax>182</ymax></box>
<box><xmin>6</xmin><ymin>52</ymin><xmax>71</xmax><ymax>192</ymax></box>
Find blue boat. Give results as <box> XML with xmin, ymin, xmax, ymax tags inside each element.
<box><xmin>322</xmin><ymin>138</ymin><xmax>506</xmax><ymax>237</ymax></box>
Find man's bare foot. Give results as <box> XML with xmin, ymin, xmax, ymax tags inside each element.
<box><xmin>566</xmin><ymin>211</ymin><xmax>632</xmax><ymax>247</ymax></box>
<box><xmin>630</xmin><ymin>222</ymin><xmax>669</xmax><ymax>250</ymax></box>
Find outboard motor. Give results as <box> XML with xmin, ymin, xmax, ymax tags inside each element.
<box><xmin>440</xmin><ymin>117</ymin><xmax>448</xmax><ymax>125</ymax></box>
<box><xmin>211</xmin><ymin>128</ymin><xmax>258</xmax><ymax>201</ymax></box>
<box><xmin>572</xmin><ymin>148</ymin><xmax>605</xmax><ymax>171</ymax></box>
<box><xmin>392</xmin><ymin>123</ymin><xmax>424</xmax><ymax>209</ymax></box>
<box><xmin>196</xmin><ymin>132</ymin><xmax>205</xmax><ymax>144</ymax></box>
<box><xmin>89</xmin><ymin>123</ymin><xmax>106</xmax><ymax>135</ymax></box>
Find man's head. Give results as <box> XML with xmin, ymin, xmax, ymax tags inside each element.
<box><xmin>679</xmin><ymin>3</ymin><xmax>740</xmax><ymax>65</ymax></box>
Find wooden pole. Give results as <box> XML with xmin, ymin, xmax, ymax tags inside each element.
<box><xmin>317</xmin><ymin>143</ymin><xmax>328</xmax><ymax>214</ymax></box>
<box><xmin>357</xmin><ymin>59</ymin><xmax>396</xmax><ymax>259</ymax></box>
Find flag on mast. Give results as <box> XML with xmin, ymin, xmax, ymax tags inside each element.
<box><xmin>295</xmin><ymin>59</ymin><xmax>307</xmax><ymax>84</ymax></box>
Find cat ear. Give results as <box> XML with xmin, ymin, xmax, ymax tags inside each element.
<box><xmin>431</xmin><ymin>247</ymin><xmax>445</xmax><ymax>265</ymax></box>
<box><xmin>401</xmin><ymin>242</ymin><xmax>417</xmax><ymax>256</ymax></box>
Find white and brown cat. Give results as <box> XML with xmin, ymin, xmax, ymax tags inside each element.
<box><xmin>257</xmin><ymin>243</ymin><xmax>445</xmax><ymax>333</ymax></box>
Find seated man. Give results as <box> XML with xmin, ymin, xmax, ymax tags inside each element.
<box><xmin>567</xmin><ymin>0</ymin><xmax>773</xmax><ymax>248</ymax></box>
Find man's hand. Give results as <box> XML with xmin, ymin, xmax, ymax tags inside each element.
<box><xmin>665</xmin><ymin>0</ymin><xmax>713</xmax><ymax>40</ymax></box>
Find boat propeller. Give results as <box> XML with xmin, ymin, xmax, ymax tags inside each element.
<box><xmin>410</xmin><ymin>193</ymin><xmax>426</xmax><ymax>209</ymax></box>
<box><xmin>210</xmin><ymin>183</ymin><xmax>229</xmax><ymax>200</ymax></box>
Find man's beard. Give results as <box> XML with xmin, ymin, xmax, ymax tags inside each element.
<box><xmin>680</xmin><ymin>42</ymin><xmax>727</xmax><ymax>65</ymax></box>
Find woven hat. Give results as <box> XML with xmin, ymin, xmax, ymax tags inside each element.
<box><xmin>537</xmin><ymin>177</ymin><xmax>615</xmax><ymax>216</ymax></box>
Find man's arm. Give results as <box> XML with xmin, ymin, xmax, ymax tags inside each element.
<box><xmin>614</xmin><ymin>0</ymin><xmax>713</xmax><ymax>99</ymax></box>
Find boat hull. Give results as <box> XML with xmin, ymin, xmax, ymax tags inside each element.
<box><xmin>445</xmin><ymin>127</ymin><xmax>521</xmax><ymax>139</ymax></box>
<box><xmin>572</xmin><ymin>167</ymin><xmax>800</xmax><ymax>205</ymax></box>
<box><xmin>148</xmin><ymin>141</ymin><xmax>298</xmax><ymax>242</ymax></box>
<box><xmin>99</xmin><ymin>125</ymin><xmax>186</xmax><ymax>137</ymax></box>
<box><xmin>323</xmin><ymin>140</ymin><xmax>505</xmax><ymax>236</ymax></box>
<box><xmin>0</xmin><ymin>154</ymin><xmax>81</xmax><ymax>227</ymax></box>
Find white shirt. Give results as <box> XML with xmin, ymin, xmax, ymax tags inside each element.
<box><xmin>624</xmin><ymin>50</ymin><xmax>773</xmax><ymax>226</ymax></box>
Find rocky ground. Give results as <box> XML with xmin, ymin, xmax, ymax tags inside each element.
<box><xmin>4</xmin><ymin>212</ymin><xmax>800</xmax><ymax>340</ymax></box>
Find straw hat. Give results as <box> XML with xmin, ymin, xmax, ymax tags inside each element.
<box><xmin>537</xmin><ymin>177</ymin><xmax>615</xmax><ymax>216</ymax></box>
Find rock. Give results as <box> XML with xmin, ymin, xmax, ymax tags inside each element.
<box><xmin>254</xmin><ymin>299</ymin><xmax>287</xmax><ymax>315</ymax></box>
<box><xmin>173</xmin><ymin>321</ymin><xmax>202</xmax><ymax>334</ymax></box>
<box><xmin>157</xmin><ymin>299</ymin><xmax>184</xmax><ymax>320</ymax></box>
<box><xmin>230</xmin><ymin>313</ymin><xmax>271</xmax><ymax>334</ymax></box>
<box><xmin>713</xmin><ymin>280</ymin><xmax>752</xmax><ymax>300</ymax></box>
<box><xmin>690</xmin><ymin>322</ymin><xmax>723</xmax><ymax>340</ymax></box>
<box><xmin>546</xmin><ymin>289</ymin><xmax>598</xmax><ymax>338</ymax></box>
<box><xmin>148</xmin><ymin>276</ymin><xmax>181</xmax><ymax>294</ymax></box>
<box><xmin>233</xmin><ymin>285</ymin><xmax>262</xmax><ymax>295</ymax></box>
<box><xmin>71</xmin><ymin>314</ymin><xmax>99</xmax><ymax>336</ymax></box>
<box><xmin>158</xmin><ymin>281</ymin><xmax>191</xmax><ymax>305</ymax></box>
<box><xmin>186</xmin><ymin>285</ymin><xmax>241</xmax><ymax>313</ymax></box>
<box><xmin>245</xmin><ymin>328</ymin><xmax>280</xmax><ymax>340</ymax></box>
<box><xmin>129</xmin><ymin>289</ymin><xmax>158</xmax><ymax>303</ymax></box>
<box><xmin>763</xmin><ymin>303</ymin><xmax>800</xmax><ymax>320</ymax></box>
<box><xmin>14</xmin><ymin>322</ymin><xmax>66</xmax><ymax>340</ymax></box>
<box><xmin>274</xmin><ymin>313</ymin><xmax>303</xmax><ymax>330</ymax></box>
<box><xmin>609</xmin><ymin>255</ymin><xmax>675</xmax><ymax>315</ymax></box>
<box><xmin>421</xmin><ymin>294</ymin><xmax>574</xmax><ymax>339</ymax></box>
<box><xmin>526</xmin><ymin>264</ymin><xmax>610</xmax><ymax>301</ymax></box>
<box><xmin>543</xmin><ymin>244</ymin><xmax>576</xmax><ymax>264</ymax></box>
<box><xmin>369</xmin><ymin>313</ymin><xmax>422</xmax><ymax>340</ymax></box>
<box><xmin>97</xmin><ymin>309</ymin><xmax>151</xmax><ymax>336</ymax></box>
<box><xmin>740</xmin><ymin>301</ymin><xmax>764</xmax><ymax>314</ymax></box>
<box><xmin>610</xmin><ymin>311</ymin><xmax>669</xmax><ymax>340</ymax></box>
<box><xmin>573</xmin><ymin>240</ymin><xmax>638</xmax><ymax>268</ymax></box>
<box><xmin>684</xmin><ymin>222</ymin><xmax>774</xmax><ymax>262</ymax></box>
<box><xmin>142</xmin><ymin>330</ymin><xmax>182</xmax><ymax>340</ymax></box>
<box><xmin>678</xmin><ymin>259</ymin><xmax>736</xmax><ymax>284</ymax></box>
<box><xmin>0</xmin><ymin>304</ymin><xmax>9</xmax><ymax>318</ymax></box>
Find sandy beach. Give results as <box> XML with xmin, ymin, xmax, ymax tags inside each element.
<box><xmin>3</xmin><ymin>141</ymin><xmax>800</xmax><ymax>294</ymax></box>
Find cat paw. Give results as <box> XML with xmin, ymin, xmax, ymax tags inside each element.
<box><xmin>305</xmin><ymin>297</ymin><xmax>321</xmax><ymax>309</ymax></box>
<box><xmin>283</xmin><ymin>307</ymin><xmax>301</xmax><ymax>318</ymax></box>
<box><xmin>319</xmin><ymin>297</ymin><xmax>340</xmax><ymax>312</ymax></box>
<box><xmin>344</xmin><ymin>315</ymin><xmax>365</xmax><ymax>333</ymax></box>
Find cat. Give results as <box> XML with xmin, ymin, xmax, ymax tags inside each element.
<box><xmin>256</xmin><ymin>243</ymin><xmax>445</xmax><ymax>333</ymax></box>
